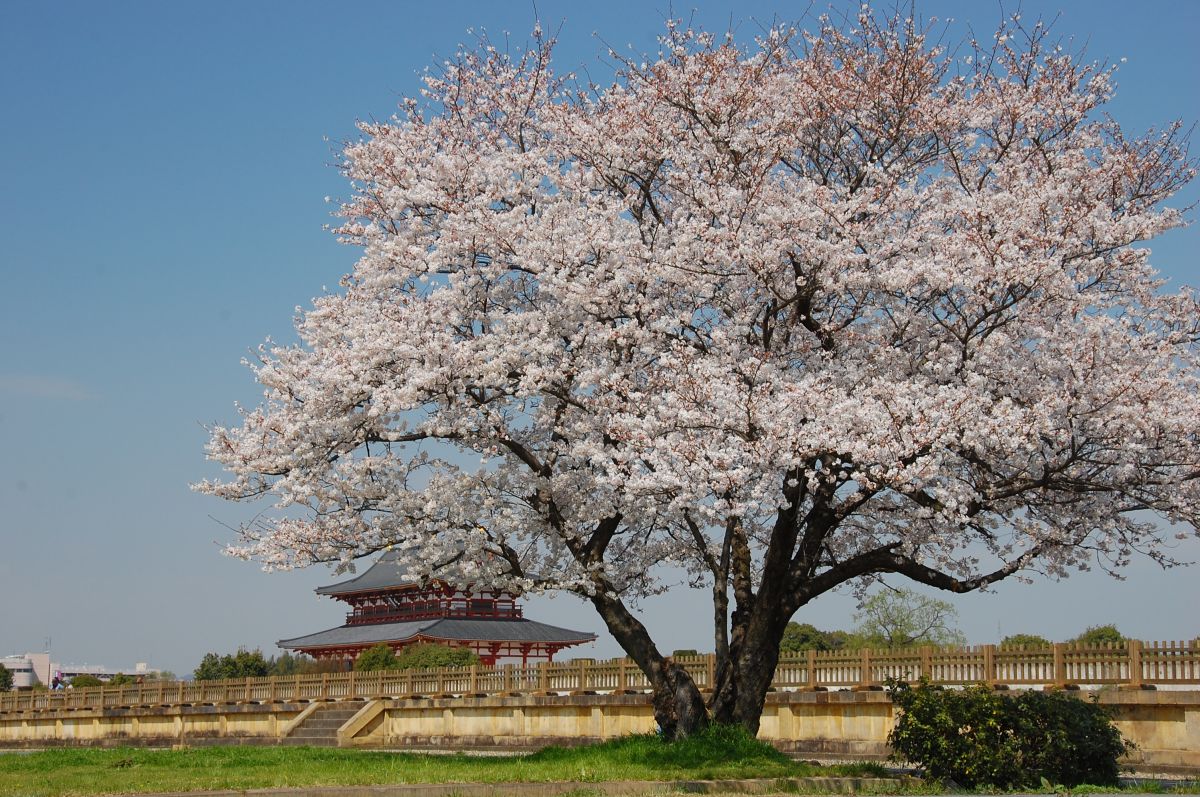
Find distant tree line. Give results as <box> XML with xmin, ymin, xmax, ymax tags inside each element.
<box><xmin>193</xmin><ymin>649</ymin><xmax>343</xmax><ymax>681</ymax></box>
<box><xmin>191</xmin><ymin>644</ymin><xmax>480</xmax><ymax>680</ymax></box>
<box><xmin>352</xmin><ymin>643</ymin><xmax>480</xmax><ymax>672</ymax></box>
<box><xmin>781</xmin><ymin>589</ymin><xmax>966</xmax><ymax>652</ymax></box>
<box><xmin>186</xmin><ymin>622</ymin><xmax>1148</xmax><ymax>683</ymax></box>
<box><xmin>779</xmin><ymin>590</ymin><xmax>1136</xmax><ymax>653</ymax></box>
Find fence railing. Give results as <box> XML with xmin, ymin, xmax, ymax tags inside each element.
<box><xmin>2</xmin><ymin>639</ymin><xmax>1195</xmax><ymax>714</ymax></box>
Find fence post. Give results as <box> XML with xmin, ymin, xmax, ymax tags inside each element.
<box><xmin>860</xmin><ymin>648</ymin><xmax>872</xmax><ymax>688</ymax></box>
<box><xmin>1052</xmin><ymin>643</ymin><xmax>1066</xmax><ymax>688</ymax></box>
<box><xmin>321</xmin><ymin>672</ymin><xmax>329</xmax><ymax>701</ymax></box>
<box><xmin>504</xmin><ymin>664</ymin><xmax>513</xmax><ymax>693</ymax></box>
<box><xmin>1127</xmin><ymin>639</ymin><xmax>1143</xmax><ymax>688</ymax></box>
<box><xmin>919</xmin><ymin>646</ymin><xmax>932</xmax><ymax>681</ymax></box>
<box><xmin>982</xmin><ymin>644</ymin><xmax>996</xmax><ymax>687</ymax></box>
<box><xmin>469</xmin><ymin>665</ymin><xmax>478</xmax><ymax>694</ymax></box>
<box><xmin>706</xmin><ymin>654</ymin><xmax>716</xmax><ymax>691</ymax></box>
<box><xmin>538</xmin><ymin>661</ymin><xmax>549</xmax><ymax>693</ymax></box>
<box><xmin>618</xmin><ymin>659</ymin><xmax>627</xmax><ymax>692</ymax></box>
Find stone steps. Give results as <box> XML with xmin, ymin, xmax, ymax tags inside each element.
<box><xmin>282</xmin><ymin>702</ymin><xmax>364</xmax><ymax>747</ymax></box>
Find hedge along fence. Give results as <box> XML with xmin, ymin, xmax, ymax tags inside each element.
<box><xmin>2</xmin><ymin>639</ymin><xmax>1196</xmax><ymax>714</ymax></box>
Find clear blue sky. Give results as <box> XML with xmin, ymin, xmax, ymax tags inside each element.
<box><xmin>1</xmin><ymin>1</ymin><xmax>1196</xmax><ymax>675</ymax></box>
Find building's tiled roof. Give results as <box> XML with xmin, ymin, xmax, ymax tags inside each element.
<box><xmin>278</xmin><ymin>618</ymin><xmax>596</xmax><ymax>650</ymax></box>
<box><xmin>278</xmin><ymin>618</ymin><xmax>436</xmax><ymax>649</ymax></box>
<box><xmin>315</xmin><ymin>550</ymin><xmax>414</xmax><ymax>596</ymax></box>
<box><xmin>420</xmin><ymin>619</ymin><xmax>596</xmax><ymax>644</ymax></box>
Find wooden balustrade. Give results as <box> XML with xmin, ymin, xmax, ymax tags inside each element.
<box><xmin>3</xmin><ymin>639</ymin><xmax>1195</xmax><ymax>714</ymax></box>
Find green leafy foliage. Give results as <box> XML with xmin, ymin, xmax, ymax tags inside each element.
<box><xmin>1074</xmin><ymin>625</ymin><xmax>1126</xmax><ymax>645</ymax></box>
<box><xmin>352</xmin><ymin>642</ymin><xmax>481</xmax><ymax>671</ymax></box>
<box><xmin>0</xmin><ymin>665</ymin><xmax>12</xmax><ymax>691</ymax></box>
<box><xmin>268</xmin><ymin>653</ymin><xmax>341</xmax><ymax>676</ymax></box>
<box><xmin>854</xmin><ymin>588</ymin><xmax>966</xmax><ymax>648</ymax></box>
<box><xmin>193</xmin><ymin>649</ymin><xmax>271</xmax><ymax>681</ymax></box>
<box><xmin>69</xmin><ymin>675</ymin><xmax>103</xmax><ymax>688</ymax></box>
<box><xmin>780</xmin><ymin>623</ymin><xmax>854</xmax><ymax>652</ymax></box>
<box><xmin>671</xmin><ymin>649</ymin><xmax>700</xmax><ymax>657</ymax></box>
<box><xmin>887</xmin><ymin>679</ymin><xmax>1132</xmax><ymax>788</ymax></box>
<box><xmin>1001</xmin><ymin>633</ymin><xmax>1052</xmax><ymax>648</ymax></box>
<box><xmin>106</xmin><ymin>674</ymin><xmax>136</xmax><ymax>687</ymax></box>
<box><xmin>352</xmin><ymin>644</ymin><xmax>399</xmax><ymax>672</ymax></box>
<box><xmin>392</xmin><ymin>643</ymin><xmax>480</xmax><ymax>670</ymax></box>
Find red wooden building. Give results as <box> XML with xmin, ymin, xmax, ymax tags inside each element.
<box><xmin>278</xmin><ymin>551</ymin><xmax>595</xmax><ymax>666</ymax></box>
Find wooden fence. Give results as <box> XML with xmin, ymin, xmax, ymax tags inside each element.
<box><xmin>2</xmin><ymin>639</ymin><xmax>1196</xmax><ymax>714</ymax></box>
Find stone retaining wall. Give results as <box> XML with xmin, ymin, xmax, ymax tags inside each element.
<box><xmin>1</xmin><ymin>689</ymin><xmax>1195</xmax><ymax>773</ymax></box>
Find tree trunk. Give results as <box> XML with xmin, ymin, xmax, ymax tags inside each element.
<box><xmin>651</xmin><ymin>658</ymin><xmax>709</xmax><ymax>739</ymax></box>
<box><xmin>588</xmin><ymin>590</ymin><xmax>709</xmax><ymax>739</ymax></box>
<box><xmin>709</xmin><ymin>605</ymin><xmax>789</xmax><ymax>734</ymax></box>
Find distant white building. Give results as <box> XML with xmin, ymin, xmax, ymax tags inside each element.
<box><xmin>2</xmin><ymin>654</ymin><xmax>157</xmax><ymax>689</ymax></box>
<box><xmin>57</xmin><ymin>661</ymin><xmax>154</xmax><ymax>680</ymax></box>
<box><xmin>1</xmin><ymin>653</ymin><xmax>50</xmax><ymax>688</ymax></box>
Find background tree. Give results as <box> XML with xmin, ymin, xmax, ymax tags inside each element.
<box><xmin>1000</xmin><ymin>633</ymin><xmax>1052</xmax><ymax>648</ymax></box>
<box><xmin>1074</xmin><ymin>625</ymin><xmax>1126</xmax><ymax>646</ymax></box>
<box><xmin>70</xmin><ymin>675</ymin><xmax>103</xmax><ymax>688</ymax></box>
<box><xmin>199</xmin><ymin>9</ymin><xmax>1200</xmax><ymax>737</ymax></box>
<box><xmin>853</xmin><ymin>588</ymin><xmax>967</xmax><ymax>648</ymax></box>
<box><xmin>392</xmin><ymin>643</ymin><xmax>480</xmax><ymax>670</ymax></box>
<box><xmin>193</xmin><ymin>649</ymin><xmax>271</xmax><ymax>681</ymax></box>
<box><xmin>352</xmin><ymin>642</ymin><xmax>479</xmax><ymax>671</ymax></box>
<box><xmin>193</xmin><ymin>654</ymin><xmax>223</xmax><ymax>681</ymax></box>
<box><xmin>780</xmin><ymin>623</ymin><xmax>852</xmax><ymax>653</ymax></box>
<box><xmin>268</xmin><ymin>652</ymin><xmax>319</xmax><ymax>676</ymax></box>
<box><xmin>352</xmin><ymin>644</ymin><xmax>399</xmax><ymax>672</ymax></box>
<box><xmin>0</xmin><ymin>665</ymin><xmax>12</xmax><ymax>691</ymax></box>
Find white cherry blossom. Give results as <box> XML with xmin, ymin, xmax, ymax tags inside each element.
<box><xmin>198</xmin><ymin>11</ymin><xmax>1198</xmax><ymax>736</ymax></box>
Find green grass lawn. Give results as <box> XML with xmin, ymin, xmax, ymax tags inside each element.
<box><xmin>0</xmin><ymin>727</ymin><xmax>886</xmax><ymax>797</ymax></box>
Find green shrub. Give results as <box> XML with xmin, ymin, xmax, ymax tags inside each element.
<box><xmin>353</xmin><ymin>642</ymin><xmax>480</xmax><ymax>671</ymax></box>
<box><xmin>0</xmin><ymin>664</ymin><xmax>12</xmax><ymax>691</ymax></box>
<box><xmin>887</xmin><ymin>679</ymin><xmax>1131</xmax><ymax>789</ymax></box>
<box><xmin>392</xmin><ymin>642</ymin><xmax>480</xmax><ymax>670</ymax></box>
<box><xmin>353</xmin><ymin>644</ymin><xmax>399</xmax><ymax>672</ymax></box>
<box><xmin>1074</xmin><ymin>625</ymin><xmax>1126</xmax><ymax>646</ymax></box>
<box><xmin>106</xmin><ymin>673</ymin><xmax>136</xmax><ymax>686</ymax></box>
<box><xmin>268</xmin><ymin>652</ymin><xmax>340</xmax><ymax>675</ymax></box>
<box><xmin>69</xmin><ymin>675</ymin><xmax>103</xmax><ymax>688</ymax></box>
<box><xmin>1000</xmin><ymin>633</ymin><xmax>1052</xmax><ymax>648</ymax></box>
<box><xmin>193</xmin><ymin>648</ymin><xmax>271</xmax><ymax>681</ymax></box>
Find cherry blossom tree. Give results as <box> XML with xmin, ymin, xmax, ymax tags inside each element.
<box><xmin>198</xmin><ymin>9</ymin><xmax>1199</xmax><ymax>737</ymax></box>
